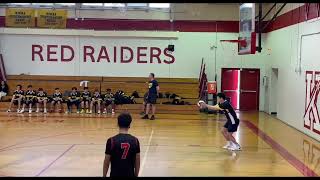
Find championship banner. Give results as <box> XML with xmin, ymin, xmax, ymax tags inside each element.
<box><xmin>5</xmin><ymin>8</ymin><xmax>35</xmax><ymax>28</ymax></box>
<box><xmin>37</xmin><ymin>9</ymin><xmax>67</xmax><ymax>29</ymax></box>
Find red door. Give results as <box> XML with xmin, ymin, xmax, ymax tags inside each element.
<box><xmin>221</xmin><ymin>68</ymin><xmax>240</xmax><ymax>109</ymax></box>
<box><xmin>240</xmin><ymin>69</ymin><xmax>260</xmax><ymax>110</ymax></box>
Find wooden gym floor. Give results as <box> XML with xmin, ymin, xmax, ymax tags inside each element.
<box><xmin>0</xmin><ymin>111</ymin><xmax>319</xmax><ymax>177</ymax></box>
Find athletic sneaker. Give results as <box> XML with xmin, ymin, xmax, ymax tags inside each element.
<box><xmin>97</xmin><ymin>110</ymin><xmax>101</xmax><ymax>114</ymax></box>
<box><xmin>6</xmin><ymin>109</ymin><xmax>11</xmax><ymax>112</ymax></box>
<box><xmin>88</xmin><ymin>110</ymin><xmax>92</xmax><ymax>114</ymax></box>
<box><xmin>76</xmin><ymin>111</ymin><xmax>80</xmax><ymax>114</ymax></box>
<box><xmin>80</xmin><ymin>109</ymin><xmax>85</xmax><ymax>114</ymax></box>
<box><xmin>142</xmin><ymin>114</ymin><xmax>149</xmax><ymax>119</ymax></box>
<box><xmin>150</xmin><ymin>115</ymin><xmax>155</xmax><ymax>120</ymax></box>
<box><xmin>112</xmin><ymin>109</ymin><xmax>115</xmax><ymax>114</ymax></box>
<box><xmin>19</xmin><ymin>109</ymin><xmax>24</xmax><ymax>113</ymax></box>
<box><xmin>228</xmin><ymin>143</ymin><xmax>241</xmax><ymax>151</ymax></box>
<box><xmin>223</xmin><ymin>141</ymin><xmax>232</xmax><ymax>149</ymax></box>
<box><xmin>36</xmin><ymin>108</ymin><xmax>39</xmax><ymax>113</ymax></box>
<box><xmin>44</xmin><ymin>109</ymin><xmax>47</xmax><ymax>114</ymax></box>
<box><xmin>29</xmin><ymin>109</ymin><xmax>32</xmax><ymax>114</ymax></box>
<box><xmin>17</xmin><ymin>109</ymin><xmax>20</xmax><ymax>113</ymax></box>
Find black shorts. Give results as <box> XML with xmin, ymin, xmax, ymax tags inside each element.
<box><xmin>24</xmin><ymin>99</ymin><xmax>35</xmax><ymax>105</ymax></box>
<box><xmin>104</xmin><ymin>100</ymin><xmax>114</xmax><ymax>106</ymax></box>
<box><xmin>81</xmin><ymin>99</ymin><xmax>90</xmax><ymax>103</ymax></box>
<box><xmin>92</xmin><ymin>99</ymin><xmax>101</xmax><ymax>105</ymax></box>
<box><xmin>147</xmin><ymin>94</ymin><xmax>157</xmax><ymax>104</ymax></box>
<box><xmin>51</xmin><ymin>100</ymin><xmax>62</xmax><ymax>105</ymax></box>
<box><xmin>224</xmin><ymin>120</ymin><xmax>239</xmax><ymax>133</ymax></box>
<box><xmin>36</xmin><ymin>98</ymin><xmax>47</xmax><ymax>103</ymax></box>
<box><xmin>12</xmin><ymin>98</ymin><xmax>22</xmax><ymax>105</ymax></box>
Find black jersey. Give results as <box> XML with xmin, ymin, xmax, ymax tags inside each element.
<box><xmin>81</xmin><ymin>91</ymin><xmax>91</xmax><ymax>101</ymax></box>
<box><xmin>53</xmin><ymin>92</ymin><xmax>62</xmax><ymax>101</ymax></box>
<box><xmin>25</xmin><ymin>90</ymin><xmax>36</xmax><ymax>100</ymax></box>
<box><xmin>69</xmin><ymin>91</ymin><xmax>80</xmax><ymax>100</ymax></box>
<box><xmin>13</xmin><ymin>90</ymin><xmax>24</xmax><ymax>98</ymax></box>
<box><xmin>103</xmin><ymin>93</ymin><xmax>115</xmax><ymax>101</ymax></box>
<box><xmin>218</xmin><ymin>100</ymin><xmax>239</xmax><ymax>124</ymax></box>
<box><xmin>37</xmin><ymin>92</ymin><xmax>47</xmax><ymax>99</ymax></box>
<box><xmin>105</xmin><ymin>134</ymin><xmax>140</xmax><ymax>177</ymax></box>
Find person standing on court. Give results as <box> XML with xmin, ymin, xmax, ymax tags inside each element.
<box><xmin>103</xmin><ymin>113</ymin><xmax>140</xmax><ymax>177</ymax></box>
<box><xmin>142</xmin><ymin>73</ymin><xmax>159</xmax><ymax>120</ymax></box>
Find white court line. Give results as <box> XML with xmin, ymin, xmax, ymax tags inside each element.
<box><xmin>139</xmin><ymin>129</ymin><xmax>154</xmax><ymax>176</ymax></box>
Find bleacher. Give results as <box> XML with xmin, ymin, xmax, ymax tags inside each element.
<box><xmin>0</xmin><ymin>75</ymin><xmax>200</xmax><ymax>114</ymax></box>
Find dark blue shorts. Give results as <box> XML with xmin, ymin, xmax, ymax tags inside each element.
<box><xmin>147</xmin><ymin>94</ymin><xmax>157</xmax><ymax>104</ymax></box>
<box><xmin>224</xmin><ymin>121</ymin><xmax>239</xmax><ymax>132</ymax></box>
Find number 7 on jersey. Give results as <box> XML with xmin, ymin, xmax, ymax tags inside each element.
<box><xmin>121</xmin><ymin>143</ymin><xmax>130</xmax><ymax>159</ymax></box>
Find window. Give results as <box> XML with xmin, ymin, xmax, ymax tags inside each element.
<box><xmin>9</xmin><ymin>3</ymin><xmax>31</xmax><ymax>6</ymax></box>
<box><xmin>55</xmin><ymin>3</ymin><xmax>76</xmax><ymax>6</ymax></box>
<box><xmin>31</xmin><ymin>3</ymin><xmax>54</xmax><ymax>6</ymax></box>
<box><xmin>82</xmin><ymin>3</ymin><xmax>103</xmax><ymax>7</ymax></box>
<box><xmin>104</xmin><ymin>3</ymin><xmax>125</xmax><ymax>7</ymax></box>
<box><xmin>127</xmin><ymin>3</ymin><xmax>148</xmax><ymax>7</ymax></box>
<box><xmin>149</xmin><ymin>3</ymin><xmax>170</xmax><ymax>8</ymax></box>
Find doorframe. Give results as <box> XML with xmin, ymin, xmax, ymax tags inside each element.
<box><xmin>221</xmin><ymin>68</ymin><xmax>260</xmax><ymax>111</ymax></box>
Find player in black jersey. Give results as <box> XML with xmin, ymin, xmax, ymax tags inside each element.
<box><xmin>198</xmin><ymin>93</ymin><xmax>241</xmax><ymax>151</ymax></box>
<box><xmin>103</xmin><ymin>113</ymin><xmax>140</xmax><ymax>177</ymax></box>
<box><xmin>36</xmin><ymin>88</ymin><xmax>48</xmax><ymax>113</ymax></box>
<box><xmin>20</xmin><ymin>85</ymin><xmax>36</xmax><ymax>114</ymax></box>
<box><xmin>89</xmin><ymin>89</ymin><xmax>102</xmax><ymax>114</ymax></box>
<box><xmin>80</xmin><ymin>87</ymin><xmax>91</xmax><ymax>114</ymax></box>
<box><xmin>7</xmin><ymin>84</ymin><xmax>24</xmax><ymax>113</ymax></box>
<box><xmin>66</xmin><ymin>87</ymin><xmax>81</xmax><ymax>113</ymax></box>
<box><xmin>103</xmin><ymin>88</ymin><xmax>115</xmax><ymax>114</ymax></box>
<box><xmin>50</xmin><ymin>88</ymin><xmax>63</xmax><ymax>113</ymax></box>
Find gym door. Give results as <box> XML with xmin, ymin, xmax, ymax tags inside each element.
<box><xmin>221</xmin><ymin>68</ymin><xmax>260</xmax><ymax>110</ymax></box>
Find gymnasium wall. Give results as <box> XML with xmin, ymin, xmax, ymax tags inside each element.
<box><xmin>0</xmin><ymin>28</ymin><xmax>269</xmax><ymax>111</ymax></box>
<box><xmin>263</xmin><ymin>7</ymin><xmax>320</xmax><ymax>141</ymax></box>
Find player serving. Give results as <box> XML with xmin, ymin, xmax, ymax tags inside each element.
<box><xmin>198</xmin><ymin>93</ymin><xmax>241</xmax><ymax>151</ymax></box>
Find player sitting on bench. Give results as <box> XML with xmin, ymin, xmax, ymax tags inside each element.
<box><xmin>66</xmin><ymin>87</ymin><xmax>81</xmax><ymax>113</ymax></box>
<box><xmin>36</xmin><ymin>88</ymin><xmax>48</xmax><ymax>113</ymax></box>
<box><xmin>80</xmin><ymin>87</ymin><xmax>91</xmax><ymax>114</ymax></box>
<box><xmin>89</xmin><ymin>89</ymin><xmax>102</xmax><ymax>114</ymax></box>
<box><xmin>20</xmin><ymin>85</ymin><xmax>36</xmax><ymax>114</ymax></box>
<box><xmin>7</xmin><ymin>84</ymin><xmax>24</xmax><ymax>113</ymax></box>
<box><xmin>50</xmin><ymin>88</ymin><xmax>63</xmax><ymax>113</ymax></box>
<box><xmin>103</xmin><ymin>88</ymin><xmax>115</xmax><ymax>114</ymax></box>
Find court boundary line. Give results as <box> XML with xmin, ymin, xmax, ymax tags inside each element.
<box><xmin>35</xmin><ymin>144</ymin><xmax>76</xmax><ymax>177</ymax></box>
<box><xmin>243</xmin><ymin>120</ymin><xmax>318</xmax><ymax>177</ymax></box>
<box><xmin>139</xmin><ymin>129</ymin><xmax>154</xmax><ymax>176</ymax></box>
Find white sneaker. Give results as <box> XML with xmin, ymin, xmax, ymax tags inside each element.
<box><xmin>44</xmin><ymin>109</ymin><xmax>47</xmax><ymax>114</ymax></box>
<box><xmin>228</xmin><ymin>143</ymin><xmax>241</xmax><ymax>151</ymax></box>
<box><xmin>36</xmin><ymin>109</ymin><xmax>39</xmax><ymax>113</ymax></box>
<box><xmin>17</xmin><ymin>109</ymin><xmax>20</xmax><ymax>113</ymax></box>
<box><xmin>97</xmin><ymin>110</ymin><xmax>101</xmax><ymax>114</ymax></box>
<box><xmin>112</xmin><ymin>109</ymin><xmax>115</xmax><ymax>114</ymax></box>
<box><xmin>88</xmin><ymin>110</ymin><xmax>92</xmax><ymax>114</ymax></box>
<box><xmin>7</xmin><ymin>109</ymin><xmax>11</xmax><ymax>112</ymax></box>
<box><xmin>222</xmin><ymin>141</ymin><xmax>231</xmax><ymax>149</ymax></box>
<box><xmin>29</xmin><ymin>109</ymin><xmax>32</xmax><ymax>114</ymax></box>
<box><xmin>19</xmin><ymin>109</ymin><xmax>25</xmax><ymax>113</ymax></box>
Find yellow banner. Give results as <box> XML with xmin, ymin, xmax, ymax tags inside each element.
<box><xmin>37</xmin><ymin>9</ymin><xmax>67</xmax><ymax>29</ymax></box>
<box><xmin>5</xmin><ymin>8</ymin><xmax>35</xmax><ymax>27</ymax></box>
